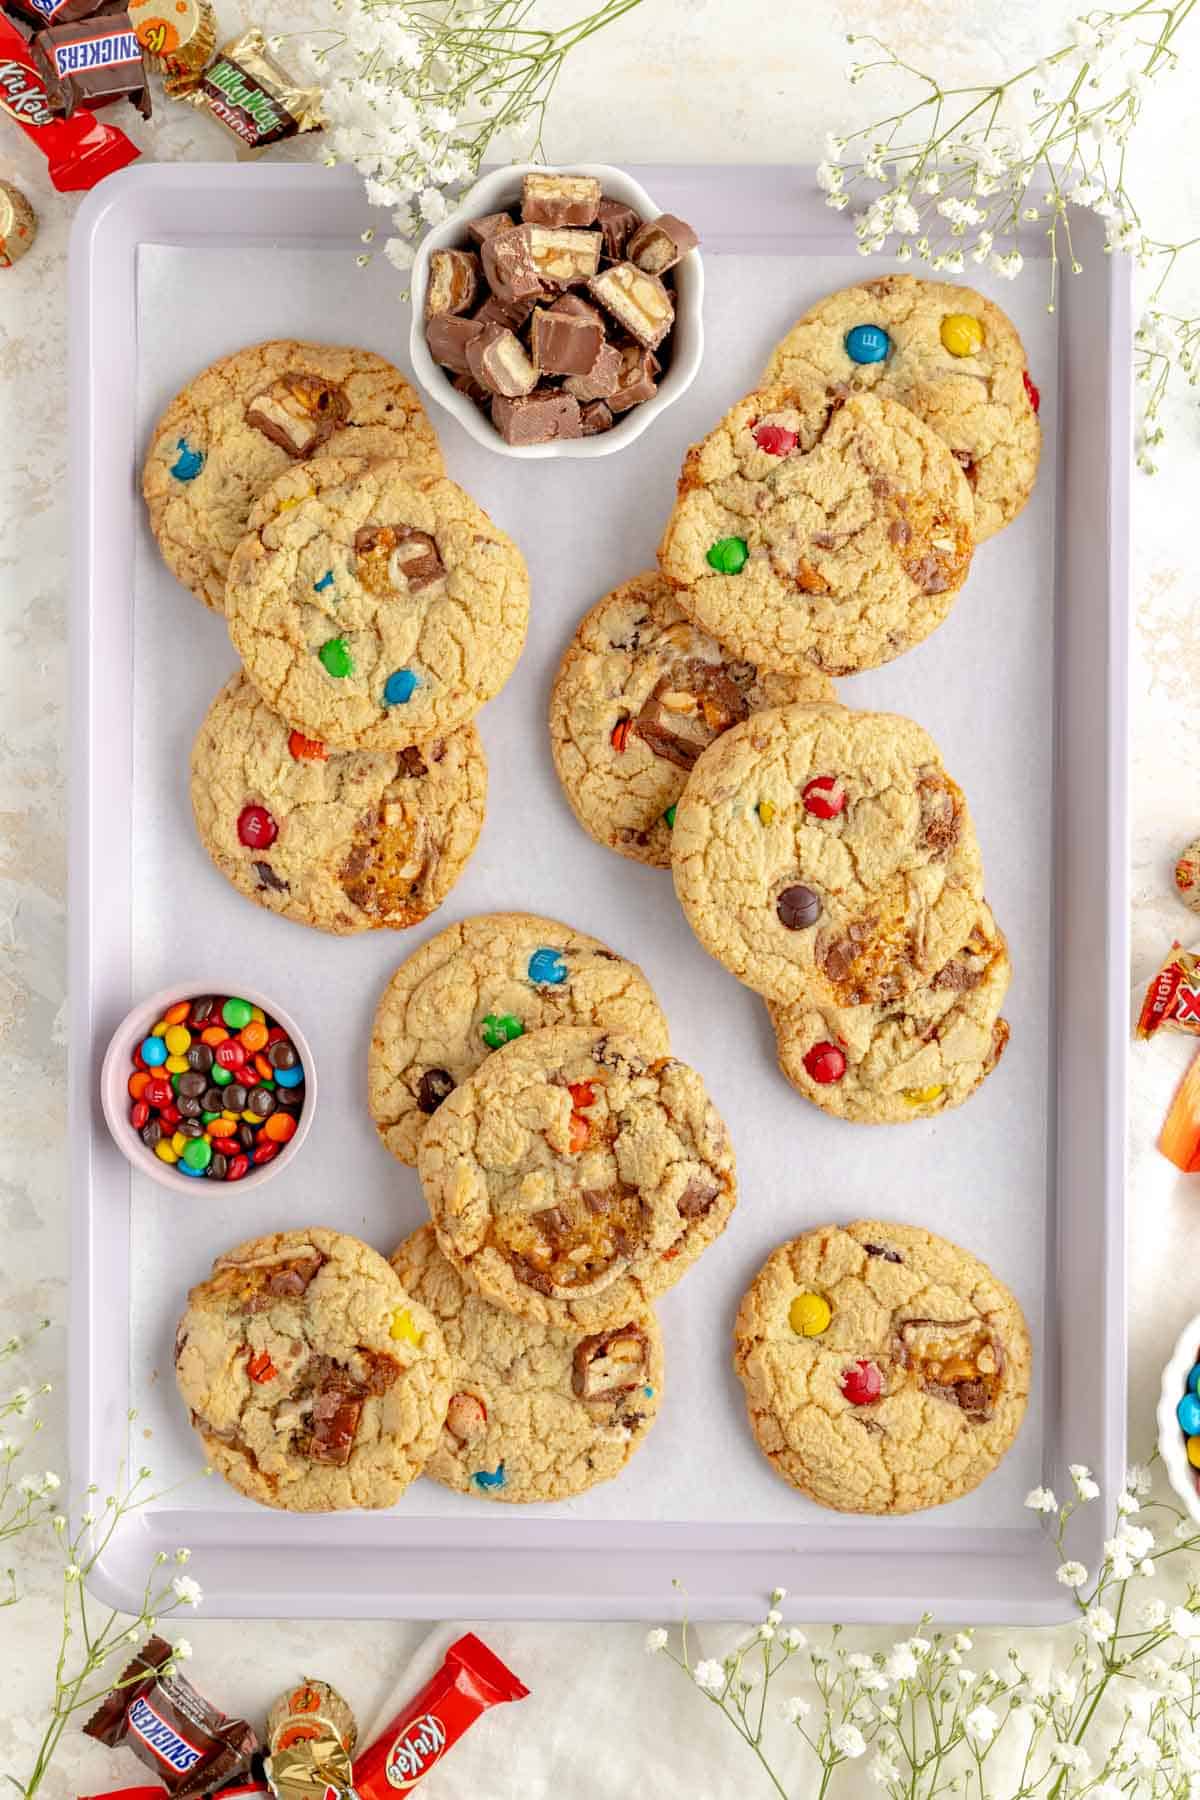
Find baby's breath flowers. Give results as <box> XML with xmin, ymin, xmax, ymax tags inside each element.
<box><xmin>298</xmin><ymin>0</ymin><xmax>644</xmax><ymax>275</ymax></box>
<box><xmin>1</xmin><ymin>1322</ymin><xmax>200</xmax><ymax>1800</ymax></box>
<box><xmin>824</xmin><ymin>0</ymin><xmax>1200</xmax><ymax>469</ymax></box>
<box><xmin>651</xmin><ymin>1464</ymin><xmax>1200</xmax><ymax>1797</ymax></box>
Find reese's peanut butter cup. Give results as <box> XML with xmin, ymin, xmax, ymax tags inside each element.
<box><xmin>0</xmin><ymin>179</ymin><xmax>37</xmax><ymax>268</ymax></box>
<box><xmin>127</xmin><ymin>0</ymin><xmax>215</xmax><ymax>92</ymax></box>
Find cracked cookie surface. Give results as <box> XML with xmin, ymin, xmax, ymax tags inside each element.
<box><xmin>174</xmin><ymin>1227</ymin><xmax>453</xmax><ymax>1512</ymax></box>
<box><xmin>390</xmin><ymin>1225</ymin><xmax>663</xmax><ymax>1502</ymax></box>
<box><xmin>190</xmin><ymin>673</ymin><xmax>486</xmax><ymax>935</ymax></box>
<box><xmin>225</xmin><ymin>457</ymin><xmax>530</xmax><ymax>751</ymax></box>
<box><xmin>418</xmin><ymin>1025</ymin><xmax>737</xmax><ymax>1332</ymax></box>
<box><xmin>657</xmin><ymin>387</ymin><xmax>974</xmax><ymax>677</ymax></box>
<box><xmin>763</xmin><ymin>276</ymin><xmax>1040</xmax><ymax>542</ymax></box>
<box><xmin>671</xmin><ymin>702</ymin><xmax>985</xmax><ymax>1007</ymax></box>
<box><xmin>734</xmin><ymin>1220</ymin><xmax>1031</xmax><ymax>1514</ymax></box>
<box><xmin>143</xmin><ymin>339</ymin><xmax>444</xmax><ymax>612</ymax></box>
<box><xmin>549</xmin><ymin>571</ymin><xmax>835</xmax><ymax>867</ymax></box>
<box><xmin>769</xmin><ymin>902</ymin><xmax>1011</xmax><ymax>1124</ymax></box>
<box><xmin>369</xmin><ymin>912</ymin><xmax>669</xmax><ymax>1166</ymax></box>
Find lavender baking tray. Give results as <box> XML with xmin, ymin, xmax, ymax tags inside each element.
<box><xmin>68</xmin><ymin>163</ymin><xmax>1129</xmax><ymax>1623</ymax></box>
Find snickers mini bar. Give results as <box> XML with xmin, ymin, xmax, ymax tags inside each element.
<box><xmin>351</xmin><ymin>1634</ymin><xmax>528</xmax><ymax>1796</ymax></box>
<box><xmin>83</xmin><ymin>1635</ymin><xmax>258</xmax><ymax>1799</ymax></box>
<box><xmin>0</xmin><ymin>12</ymin><xmax>140</xmax><ymax>188</ymax></box>
<box><xmin>31</xmin><ymin>13</ymin><xmax>151</xmax><ymax>118</ymax></box>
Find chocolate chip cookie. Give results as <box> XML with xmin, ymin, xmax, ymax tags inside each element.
<box><xmin>671</xmin><ymin>702</ymin><xmax>985</xmax><ymax>1007</ymax></box>
<box><xmin>368</xmin><ymin>912</ymin><xmax>669</xmax><ymax>1166</ymax></box>
<box><xmin>733</xmin><ymin>1221</ymin><xmax>1031</xmax><ymax>1513</ymax></box>
<box><xmin>225</xmin><ymin>457</ymin><xmax>530</xmax><ymax>752</ymax></box>
<box><xmin>143</xmin><ymin>340</ymin><xmax>444</xmax><ymax>611</ymax></box>
<box><xmin>390</xmin><ymin>1225</ymin><xmax>663</xmax><ymax>1502</ymax></box>
<box><xmin>657</xmin><ymin>386</ymin><xmax>975</xmax><ymax>677</ymax></box>
<box><xmin>174</xmin><ymin>1228</ymin><xmax>453</xmax><ymax>1512</ymax></box>
<box><xmin>418</xmin><ymin>1025</ymin><xmax>737</xmax><ymax>1332</ymax></box>
<box><xmin>191</xmin><ymin>672</ymin><xmax>486</xmax><ymax>935</ymax></box>
<box><xmin>763</xmin><ymin>276</ymin><xmax>1041</xmax><ymax>541</ymax></box>
<box><xmin>549</xmin><ymin>571</ymin><xmax>835</xmax><ymax>867</ymax></box>
<box><xmin>769</xmin><ymin>903</ymin><xmax>1011</xmax><ymax>1123</ymax></box>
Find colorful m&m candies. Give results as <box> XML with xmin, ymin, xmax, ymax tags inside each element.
<box><xmin>127</xmin><ymin>993</ymin><xmax>306</xmax><ymax>1183</ymax></box>
<box><xmin>1179</xmin><ymin>1357</ymin><xmax>1200</xmax><ymax>1475</ymax></box>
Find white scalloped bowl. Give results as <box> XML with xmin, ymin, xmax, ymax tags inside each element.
<box><xmin>409</xmin><ymin>162</ymin><xmax>705</xmax><ymax>459</ymax></box>
<box><xmin>1157</xmin><ymin>1311</ymin><xmax>1200</xmax><ymax>1525</ymax></box>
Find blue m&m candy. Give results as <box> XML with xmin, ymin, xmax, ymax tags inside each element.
<box><xmin>1189</xmin><ymin>1362</ymin><xmax>1200</xmax><ymax>1395</ymax></box>
<box><xmin>472</xmin><ymin>1463</ymin><xmax>506</xmax><ymax>1491</ymax></box>
<box><xmin>274</xmin><ymin>1060</ymin><xmax>305</xmax><ymax>1088</ymax></box>
<box><xmin>140</xmin><ymin>1034</ymin><xmax>168</xmax><ymax>1066</ymax></box>
<box><xmin>384</xmin><ymin>669</ymin><xmax>419</xmax><ymax>705</ymax></box>
<box><xmin>528</xmin><ymin>948</ymin><xmax>567</xmax><ymax>985</ymax></box>
<box><xmin>1178</xmin><ymin>1392</ymin><xmax>1200</xmax><ymax>1436</ymax></box>
<box><xmin>170</xmin><ymin>439</ymin><xmax>204</xmax><ymax>481</ymax></box>
<box><xmin>845</xmin><ymin>324</ymin><xmax>891</xmax><ymax>365</ymax></box>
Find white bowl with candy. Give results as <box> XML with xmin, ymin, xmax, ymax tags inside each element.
<box><xmin>100</xmin><ymin>982</ymin><xmax>316</xmax><ymax>1195</ymax></box>
<box><xmin>1157</xmin><ymin>1312</ymin><xmax>1200</xmax><ymax>1525</ymax></box>
<box><xmin>409</xmin><ymin>162</ymin><xmax>704</xmax><ymax>456</ymax></box>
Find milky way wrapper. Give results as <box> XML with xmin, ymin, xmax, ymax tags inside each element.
<box><xmin>352</xmin><ymin>1634</ymin><xmax>528</xmax><ymax>1795</ymax></box>
<box><xmin>197</xmin><ymin>28</ymin><xmax>322</xmax><ymax>147</ymax></box>
<box><xmin>1136</xmin><ymin>943</ymin><xmax>1200</xmax><ymax>1040</ymax></box>
<box><xmin>82</xmin><ymin>1635</ymin><xmax>258</xmax><ymax>1798</ymax></box>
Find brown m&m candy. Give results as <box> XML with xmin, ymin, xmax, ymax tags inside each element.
<box><xmin>776</xmin><ymin>884</ymin><xmax>821</xmax><ymax>930</ymax></box>
<box><xmin>0</xmin><ymin>181</ymin><xmax>37</xmax><ymax>269</ymax></box>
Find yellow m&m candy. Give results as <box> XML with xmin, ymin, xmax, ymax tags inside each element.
<box><xmin>940</xmin><ymin>314</ymin><xmax>984</xmax><ymax>357</ymax></box>
<box><xmin>1188</xmin><ymin>1437</ymin><xmax>1200</xmax><ymax>1470</ymax></box>
<box><xmin>904</xmin><ymin>1084</ymin><xmax>945</xmax><ymax>1106</ymax></box>
<box><xmin>789</xmin><ymin>1292</ymin><xmax>832</xmax><ymax>1337</ymax></box>
<box><xmin>390</xmin><ymin>1307</ymin><xmax>424</xmax><ymax>1346</ymax></box>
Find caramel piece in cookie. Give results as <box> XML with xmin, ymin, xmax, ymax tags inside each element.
<box><xmin>733</xmin><ymin>1221</ymin><xmax>1031</xmax><ymax>1513</ymax></box>
<box><xmin>225</xmin><ymin>457</ymin><xmax>530</xmax><ymax>751</ymax></box>
<box><xmin>390</xmin><ymin>1226</ymin><xmax>663</xmax><ymax>1502</ymax></box>
<box><xmin>190</xmin><ymin>673</ymin><xmax>486</xmax><ymax>935</ymax></box>
<box><xmin>658</xmin><ymin>385</ymin><xmax>974</xmax><ymax>677</ymax></box>
<box><xmin>418</xmin><ymin>1026</ymin><xmax>736</xmax><ymax>1332</ymax></box>
<box><xmin>549</xmin><ymin>572</ymin><xmax>835</xmax><ymax>868</ymax></box>
<box><xmin>763</xmin><ymin>276</ymin><xmax>1040</xmax><ymax>541</ymax></box>
<box><xmin>671</xmin><ymin>702</ymin><xmax>985</xmax><ymax>1007</ymax></box>
<box><xmin>769</xmin><ymin>902</ymin><xmax>1011</xmax><ymax>1123</ymax></box>
<box><xmin>142</xmin><ymin>339</ymin><xmax>443</xmax><ymax>612</ymax></box>
<box><xmin>369</xmin><ymin>911</ymin><xmax>669</xmax><ymax>1165</ymax></box>
<box><xmin>174</xmin><ymin>1228</ymin><xmax>452</xmax><ymax>1512</ymax></box>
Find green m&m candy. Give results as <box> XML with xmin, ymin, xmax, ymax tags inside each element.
<box><xmin>222</xmin><ymin>997</ymin><xmax>253</xmax><ymax>1029</ymax></box>
<box><xmin>182</xmin><ymin>1137</ymin><xmax>212</xmax><ymax>1172</ymax></box>
<box><xmin>706</xmin><ymin>536</ymin><xmax>748</xmax><ymax>574</ymax></box>
<box><xmin>663</xmin><ymin>804</ymin><xmax>677</xmax><ymax>829</ymax></box>
<box><xmin>481</xmin><ymin>1013</ymin><xmax>524</xmax><ymax>1049</ymax></box>
<box><xmin>319</xmin><ymin>636</ymin><xmax>353</xmax><ymax>678</ymax></box>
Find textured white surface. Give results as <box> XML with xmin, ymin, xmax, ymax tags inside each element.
<box><xmin>3</xmin><ymin>0</ymin><xmax>1200</xmax><ymax>1793</ymax></box>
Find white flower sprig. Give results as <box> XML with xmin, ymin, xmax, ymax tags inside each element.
<box><xmin>298</xmin><ymin>0</ymin><xmax>644</xmax><ymax>276</ymax></box>
<box><xmin>649</xmin><ymin>1461</ymin><xmax>1200</xmax><ymax>1797</ymax></box>
<box><xmin>823</xmin><ymin>0</ymin><xmax>1199</xmax><ymax>469</ymax></box>
<box><xmin>1</xmin><ymin>1321</ymin><xmax>201</xmax><ymax>1800</ymax></box>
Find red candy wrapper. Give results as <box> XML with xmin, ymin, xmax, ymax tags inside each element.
<box><xmin>1137</xmin><ymin>943</ymin><xmax>1200</xmax><ymax>1040</ymax></box>
<box><xmin>352</xmin><ymin>1635</ymin><xmax>528</xmax><ymax>1795</ymax></box>
<box><xmin>0</xmin><ymin>12</ymin><xmax>139</xmax><ymax>189</ymax></box>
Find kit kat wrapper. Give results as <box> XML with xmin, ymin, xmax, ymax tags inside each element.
<box><xmin>352</xmin><ymin>1634</ymin><xmax>528</xmax><ymax>1795</ymax></box>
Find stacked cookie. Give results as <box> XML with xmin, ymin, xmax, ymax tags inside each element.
<box><xmin>551</xmin><ymin>275</ymin><xmax>1034</xmax><ymax>1124</ymax></box>
<box><xmin>142</xmin><ymin>339</ymin><xmax>531</xmax><ymax>935</ymax></box>
<box><xmin>367</xmin><ymin>913</ymin><xmax>738</xmax><ymax>1503</ymax></box>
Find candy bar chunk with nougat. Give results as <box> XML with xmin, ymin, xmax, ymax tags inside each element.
<box><xmin>528</xmin><ymin>226</ymin><xmax>602</xmax><ymax>287</ymax></box>
<box><xmin>521</xmin><ymin>171</ymin><xmax>602</xmax><ymax>228</ymax></box>
<box><xmin>627</xmin><ymin>213</ymin><xmax>699</xmax><ymax>276</ymax></box>
<box><xmin>466</xmin><ymin>323</ymin><xmax>538</xmax><ymax>399</ymax></box>
<box><xmin>587</xmin><ymin>261</ymin><xmax>674</xmax><ymax>351</ymax></box>
<box><xmin>425</xmin><ymin>248</ymin><xmax>480</xmax><ymax>318</ymax></box>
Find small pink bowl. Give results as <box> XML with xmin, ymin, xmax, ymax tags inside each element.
<box><xmin>100</xmin><ymin>980</ymin><xmax>317</xmax><ymax>1195</ymax></box>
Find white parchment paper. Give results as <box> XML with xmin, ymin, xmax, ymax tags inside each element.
<box><xmin>127</xmin><ymin>240</ymin><xmax>1057</xmax><ymax>1533</ymax></box>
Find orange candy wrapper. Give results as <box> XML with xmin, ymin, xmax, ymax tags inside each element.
<box><xmin>1137</xmin><ymin>943</ymin><xmax>1200</xmax><ymax>1041</ymax></box>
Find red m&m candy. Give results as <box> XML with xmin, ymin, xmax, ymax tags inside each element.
<box><xmin>1023</xmin><ymin>370</ymin><xmax>1040</xmax><ymax>414</ymax></box>
<box><xmin>841</xmin><ymin>1359</ymin><xmax>883</xmax><ymax>1406</ymax></box>
<box><xmin>803</xmin><ymin>1042</ymin><xmax>847</xmax><ymax>1085</ymax></box>
<box><xmin>752</xmin><ymin>421</ymin><xmax>798</xmax><ymax>457</ymax></box>
<box><xmin>237</xmin><ymin>804</ymin><xmax>278</xmax><ymax>850</ymax></box>
<box><xmin>802</xmin><ymin>775</ymin><xmax>846</xmax><ymax>819</ymax></box>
